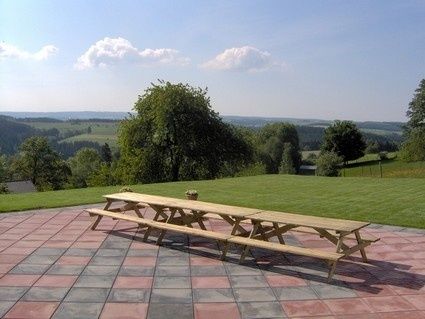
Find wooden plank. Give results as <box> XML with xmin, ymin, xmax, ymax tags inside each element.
<box><xmin>228</xmin><ymin>236</ymin><xmax>343</xmax><ymax>261</ymax></box>
<box><xmin>104</xmin><ymin>192</ymin><xmax>262</xmax><ymax>218</ymax></box>
<box><xmin>249</xmin><ymin>210</ymin><xmax>369</xmax><ymax>233</ymax></box>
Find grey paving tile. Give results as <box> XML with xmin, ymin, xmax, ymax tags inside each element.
<box><xmin>119</xmin><ymin>265</ymin><xmax>155</xmax><ymax>276</ymax></box>
<box><xmin>230</xmin><ymin>275</ymin><xmax>269</xmax><ymax>288</ymax></box>
<box><xmin>74</xmin><ymin>275</ymin><xmax>115</xmax><ymax>288</ymax></box>
<box><xmin>273</xmin><ymin>286</ymin><xmax>318</xmax><ymax>301</ymax></box>
<box><xmin>233</xmin><ymin>287</ymin><xmax>277</xmax><ymax>302</ymax></box>
<box><xmin>193</xmin><ymin>288</ymin><xmax>235</xmax><ymax>303</ymax></box>
<box><xmin>158</xmin><ymin>248</ymin><xmax>187</xmax><ymax>257</ymax></box>
<box><xmin>23</xmin><ymin>254</ymin><xmax>60</xmax><ymax>264</ymax></box>
<box><xmin>108</xmin><ymin>288</ymin><xmax>151</xmax><ymax>302</ymax></box>
<box><xmin>225</xmin><ymin>263</ymin><xmax>262</xmax><ymax>276</ymax></box>
<box><xmin>311</xmin><ymin>283</ymin><xmax>357</xmax><ymax>299</ymax></box>
<box><xmin>155</xmin><ymin>266</ymin><xmax>190</xmax><ymax>277</ymax></box>
<box><xmin>153</xmin><ymin>276</ymin><xmax>191</xmax><ymax>288</ymax></box>
<box><xmin>150</xmin><ymin>288</ymin><xmax>192</xmax><ymax>303</ymax></box>
<box><xmin>100</xmin><ymin>240</ymin><xmax>131</xmax><ymax>249</ymax></box>
<box><xmin>89</xmin><ymin>255</ymin><xmax>124</xmax><ymax>266</ymax></box>
<box><xmin>127</xmin><ymin>249</ymin><xmax>158</xmax><ymax>257</ymax></box>
<box><xmin>22</xmin><ymin>287</ymin><xmax>69</xmax><ymax>301</ymax></box>
<box><xmin>47</xmin><ymin>265</ymin><xmax>85</xmax><ymax>275</ymax></box>
<box><xmin>64</xmin><ymin>248</ymin><xmax>97</xmax><ymax>256</ymax></box>
<box><xmin>191</xmin><ymin>265</ymin><xmax>227</xmax><ymax>276</ymax></box>
<box><xmin>147</xmin><ymin>303</ymin><xmax>193</xmax><ymax>319</ymax></box>
<box><xmin>64</xmin><ymin>287</ymin><xmax>110</xmax><ymax>302</ymax></box>
<box><xmin>0</xmin><ymin>302</ymin><xmax>14</xmax><ymax>317</ymax></box>
<box><xmin>157</xmin><ymin>256</ymin><xmax>189</xmax><ymax>266</ymax></box>
<box><xmin>34</xmin><ymin>248</ymin><xmax>67</xmax><ymax>256</ymax></box>
<box><xmin>238</xmin><ymin>301</ymin><xmax>286</xmax><ymax>319</ymax></box>
<box><xmin>95</xmin><ymin>248</ymin><xmax>127</xmax><ymax>257</ymax></box>
<box><xmin>52</xmin><ymin>302</ymin><xmax>104</xmax><ymax>319</ymax></box>
<box><xmin>0</xmin><ymin>287</ymin><xmax>28</xmax><ymax>301</ymax></box>
<box><xmin>9</xmin><ymin>263</ymin><xmax>51</xmax><ymax>274</ymax></box>
<box><xmin>82</xmin><ymin>265</ymin><xmax>120</xmax><ymax>276</ymax></box>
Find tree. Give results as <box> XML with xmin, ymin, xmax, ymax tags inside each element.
<box><xmin>118</xmin><ymin>81</ymin><xmax>252</xmax><ymax>183</ymax></box>
<box><xmin>279</xmin><ymin>143</ymin><xmax>297</xmax><ymax>174</ymax></box>
<box><xmin>316</xmin><ymin>151</ymin><xmax>342</xmax><ymax>177</ymax></box>
<box><xmin>406</xmin><ymin>79</ymin><xmax>425</xmax><ymax>131</ymax></box>
<box><xmin>88</xmin><ymin>163</ymin><xmax>118</xmax><ymax>187</ymax></box>
<box><xmin>12</xmin><ymin>137</ymin><xmax>70</xmax><ymax>191</ymax></box>
<box><xmin>321</xmin><ymin>120</ymin><xmax>366</xmax><ymax>163</ymax></box>
<box><xmin>400</xmin><ymin>79</ymin><xmax>425</xmax><ymax>162</ymax></box>
<box><xmin>100</xmin><ymin>143</ymin><xmax>112</xmax><ymax>165</ymax></box>
<box><xmin>68</xmin><ymin>148</ymin><xmax>102</xmax><ymax>188</ymax></box>
<box><xmin>257</xmin><ymin>123</ymin><xmax>302</xmax><ymax>174</ymax></box>
<box><xmin>0</xmin><ymin>155</ymin><xmax>7</xmax><ymax>183</ymax></box>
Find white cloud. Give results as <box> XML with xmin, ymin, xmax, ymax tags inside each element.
<box><xmin>0</xmin><ymin>42</ymin><xmax>58</xmax><ymax>61</ymax></box>
<box><xmin>201</xmin><ymin>46</ymin><xmax>284</xmax><ymax>72</ymax></box>
<box><xmin>75</xmin><ymin>37</ymin><xmax>189</xmax><ymax>70</ymax></box>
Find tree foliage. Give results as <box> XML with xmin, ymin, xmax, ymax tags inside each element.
<box><xmin>316</xmin><ymin>151</ymin><xmax>342</xmax><ymax>177</ymax></box>
<box><xmin>406</xmin><ymin>79</ymin><xmax>425</xmax><ymax>131</ymax></box>
<box><xmin>279</xmin><ymin>143</ymin><xmax>297</xmax><ymax>174</ymax></box>
<box><xmin>118</xmin><ymin>81</ymin><xmax>253</xmax><ymax>183</ymax></box>
<box><xmin>321</xmin><ymin>120</ymin><xmax>366</xmax><ymax>163</ymax></box>
<box><xmin>257</xmin><ymin>123</ymin><xmax>302</xmax><ymax>174</ymax></box>
<box><xmin>68</xmin><ymin>148</ymin><xmax>102</xmax><ymax>188</ymax></box>
<box><xmin>401</xmin><ymin>79</ymin><xmax>425</xmax><ymax>162</ymax></box>
<box><xmin>12</xmin><ymin>137</ymin><xmax>70</xmax><ymax>191</ymax></box>
<box><xmin>101</xmin><ymin>143</ymin><xmax>112</xmax><ymax>165</ymax></box>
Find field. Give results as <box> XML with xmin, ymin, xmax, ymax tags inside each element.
<box><xmin>1</xmin><ymin>174</ymin><xmax>424</xmax><ymax>229</ymax></box>
<box><xmin>24</xmin><ymin>120</ymin><xmax>119</xmax><ymax>147</ymax></box>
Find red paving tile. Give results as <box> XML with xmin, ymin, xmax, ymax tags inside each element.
<box><xmin>265</xmin><ymin>274</ymin><xmax>307</xmax><ymax>287</ymax></box>
<box><xmin>4</xmin><ymin>301</ymin><xmax>59</xmax><ymax>319</ymax></box>
<box><xmin>190</xmin><ymin>256</ymin><xmax>223</xmax><ymax>265</ymax></box>
<box><xmin>11</xmin><ymin>240</ymin><xmax>45</xmax><ymax>248</ymax></box>
<box><xmin>194</xmin><ymin>303</ymin><xmax>240</xmax><ymax>319</ymax></box>
<box><xmin>402</xmin><ymin>294</ymin><xmax>425</xmax><ymax>310</ymax></box>
<box><xmin>0</xmin><ymin>263</ymin><xmax>15</xmax><ymax>273</ymax></box>
<box><xmin>191</xmin><ymin>276</ymin><xmax>231</xmax><ymax>288</ymax></box>
<box><xmin>324</xmin><ymin>298</ymin><xmax>373</xmax><ymax>315</ymax></box>
<box><xmin>71</xmin><ymin>241</ymin><xmax>102</xmax><ymax>248</ymax></box>
<box><xmin>0</xmin><ymin>274</ymin><xmax>40</xmax><ymax>286</ymax></box>
<box><xmin>376</xmin><ymin>311</ymin><xmax>425</xmax><ymax>319</ymax></box>
<box><xmin>0</xmin><ymin>254</ymin><xmax>27</xmax><ymax>264</ymax></box>
<box><xmin>1</xmin><ymin>246</ymin><xmax>38</xmax><ymax>255</ymax></box>
<box><xmin>34</xmin><ymin>275</ymin><xmax>77</xmax><ymax>287</ymax></box>
<box><xmin>56</xmin><ymin>256</ymin><xmax>91</xmax><ymax>265</ymax></box>
<box><xmin>123</xmin><ymin>256</ymin><xmax>157</xmax><ymax>266</ymax></box>
<box><xmin>100</xmin><ymin>303</ymin><xmax>148</xmax><ymax>319</ymax></box>
<box><xmin>364</xmin><ymin>296</ymin><xmax>416</xmax><ymax>312</ymax></box>
<box><xmin>114</xmin><ymin>276</ymin><xmax>153</xmax><ymax>288</ymax></box>
<box><xmin>281</xmin><ymin>300</ymin><xmax>332</xmax><ymax>317</ymax></box>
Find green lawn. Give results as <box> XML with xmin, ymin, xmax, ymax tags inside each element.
<box><xmin>1</xmin><ymin>175</ymin><xmax>424</xmax><ymax>229</ymax></box>
<box><xmin>344</xmin><ymin>158</ymin><xmax>425</xmax><ymax>178</ymax></box>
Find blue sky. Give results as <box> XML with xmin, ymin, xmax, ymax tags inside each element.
<box><xmin>0</xmin><ymin>0</ymin><xmax>424</xmax><ymax>121</ymax></box>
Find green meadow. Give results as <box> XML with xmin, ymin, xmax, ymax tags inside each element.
<box><xmin>1</xmin><ymin>174</ymin><xmax>424</xmax><ymax>229</ymax></box>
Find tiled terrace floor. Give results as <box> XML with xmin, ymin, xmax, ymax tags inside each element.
<box><xmin>0</xmin><ymin>205</ymin><xmax>425</xmax><ymax>318</ymax></box>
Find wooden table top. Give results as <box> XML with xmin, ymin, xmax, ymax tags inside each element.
<box><xmin>249</xmin><ymin>210</ymin><xmax>369</xmax><ymax>233</ymax></box>
<box><xmin>104</xmin><ymin>192</ymin><xmax>261</xmax><ymax>218</ymax></box>
<box><xmin>104</xmin><ymin>192</ymin><xmax>369</xmax><ymax>232</ymax></box>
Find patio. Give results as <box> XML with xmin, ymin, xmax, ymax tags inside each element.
<box><xmin>0</xmin><ymin>205</ymin><xmax>425</xmax><ymax>319</ymax></box>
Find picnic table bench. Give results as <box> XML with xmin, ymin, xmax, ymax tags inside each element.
<box><xmin>86</xmin><ymin>192</ymin><xmax>379</xmax><ymax>281</ymax></box>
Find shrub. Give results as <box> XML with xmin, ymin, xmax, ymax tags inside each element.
<box><xmin>316</xmin><ymin>151</ymin><xmax>343</xmax><ymax>177</ymax></box>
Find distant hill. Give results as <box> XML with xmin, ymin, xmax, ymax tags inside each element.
<box><xmin>0</xmin><ymin>111</ymin><xmax>130</xmax><ymax>120</ymax></box>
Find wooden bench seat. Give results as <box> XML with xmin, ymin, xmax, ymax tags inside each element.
<box><xmin>227</xmin><ymin>236</ymin><xmax>344</xmax><ymax>281</ymax></box>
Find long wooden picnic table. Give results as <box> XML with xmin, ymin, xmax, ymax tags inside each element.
<box><xmin>87</xmin><ymin>192</ymin><xmax>379</xmax><ymax>281</ymax></box>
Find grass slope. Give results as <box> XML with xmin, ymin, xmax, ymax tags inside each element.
<box><xmin>1</xmin><ymin>175</ymin><xmax>424</xmax><ymax>228</ymax></box>
<box><xmin>344</xmin><ymin>158</ymin><xmax>425</xmax><ymax>178</ymax></box>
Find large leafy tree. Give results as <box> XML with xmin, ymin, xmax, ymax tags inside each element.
<box><xmin>12</xmin><ymin>137</ymin><xmax>70</xmax><ymax>191</ymax></box>
<box><xmin>257</xmin><ymin>123</ymin><xmax>302</xmax><ymax>174</ymax></box>
<box><xmin>118</xmin><ymin>81</ymin><xmax>253</xmax><ymax>183</ymax></box>
<box><xmin>406</xmin><ymin>79</ymin><xmax>425</xmax><ymax>131</ymax></box>
<box><xmin>321</xmin><ymin>120</ymin><xmax>366</xmax><ymax>163</ymax></box>
<box><xmin>68</xmin><ymin>148</ymin><xmax>102</xmax><ymax>188</ymax></box>
<box><xmin>401</xmin><ymin>79</ymin><xmax>425</xmax><ymax>161</ymax></box>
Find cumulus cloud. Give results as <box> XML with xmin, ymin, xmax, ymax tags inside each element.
<box><xmin>201</xmin><ymin>46</ymin><xmax>284</xmax><ymax>72</ymax></box>
<box><xmin>75</xmin><ymin>37</ymin><xmax>189</xmax><ymax>70</ymax></box>
<box><xmin>0</xmin><ymin>42</ymin><xmax>58</xmax><ymax>61</ymax></box>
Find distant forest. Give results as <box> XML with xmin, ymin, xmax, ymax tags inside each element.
<box><xmin>0</xmin><ymin>114</ymin><xmax>403</xmax><ymax>159</ymax></box>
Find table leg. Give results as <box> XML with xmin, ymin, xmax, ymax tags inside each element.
<box><xmin>157</xmin><ymin>210</ymin><xmax>177</xmax><ymax>245</ymax></box>
<box><xmin>239</xmin><ymin>221</ymin><xmax>260</xmax><ymax>263</ymax></box>
<box><xmin>273</xmin><ymin>222</ymin><xmax>285</xmax><ymax>244</ymax></box>
<box><xmin>355</xmin><ymin>230</ymin><xmax>368</xmax><ymax>262</ymax></box>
